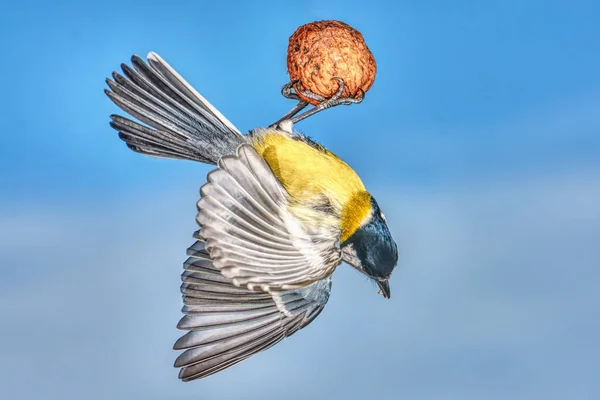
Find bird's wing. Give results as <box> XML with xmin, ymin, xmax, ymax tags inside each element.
<box><xmin>105</xmin><ymin>52</ymin><xmax>243</xmax><ymax>164</ymax></box>
<box><xmin>197</xmin><ymin>144</ymin><xmax>342</xmax><ymax>292</ymax></box>
<box><xmin>176</xmin><ymin>233</ymin><xmax>331</xmax><ymax>381</ymax></box>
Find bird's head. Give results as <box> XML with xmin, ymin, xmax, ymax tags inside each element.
<box><xmin>340</xmin><ymin>192</ymin><xmax>398</xmax><ymax>299</ymax></box>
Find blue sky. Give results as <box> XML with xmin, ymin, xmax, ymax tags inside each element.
<box><xmin>1</xmin><ymin>0</ymin><xmax>599</xmax><ymax>399</ymax></box>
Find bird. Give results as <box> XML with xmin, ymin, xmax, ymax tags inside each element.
<box><xmin>104</xmin><ymin>52</ymin><xmax>399</xmax><ymax>381</ymax></box>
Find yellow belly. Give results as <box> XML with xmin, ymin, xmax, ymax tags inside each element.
<box><xmin>251</xmin><ymin>130</ymin><xmax>372</xmax><ymax>242</ymax></box>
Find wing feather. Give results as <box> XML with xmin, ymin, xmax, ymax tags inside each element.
<box><xmin>174</xmin><ymin>231</ymin><xmax>331</xmax><ymax>381</ymax></box>
<box><xmin>197</xmin><ymin>144</ymin><xmax>342</xmax><ymax>291</ymax></box>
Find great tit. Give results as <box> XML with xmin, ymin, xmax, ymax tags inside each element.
<box><xmin>105</xmin><ymin>52</ymin><xmax>398</xmax><ymax>381</ymax></box>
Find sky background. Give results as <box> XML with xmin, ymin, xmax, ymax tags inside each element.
<box><xmin>1</xmin><ymin>0</ymin><xmax>599</xmax><ymax>399</ymax></box>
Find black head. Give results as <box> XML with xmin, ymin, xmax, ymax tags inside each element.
<box><xmin>340</xmin><ymin>197</ymin><xmax>398</xmax><ymax>298</ymax></box>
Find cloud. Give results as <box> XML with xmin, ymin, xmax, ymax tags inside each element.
<box><xmin>1</xmin><ymin>168</ymin><xmax>599</xmax><ymax>399</ymax></box>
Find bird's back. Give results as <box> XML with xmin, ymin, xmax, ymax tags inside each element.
<box><xmin>250</xmin><ymin>128</ymin><xmax>372</xmax><ymax>241</ymax></box>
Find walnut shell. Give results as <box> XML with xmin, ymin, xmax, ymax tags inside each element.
<box><xmin>287</xmin><ymin>20</ymin><xmax>376</xmax><ymax>106</ymax></box>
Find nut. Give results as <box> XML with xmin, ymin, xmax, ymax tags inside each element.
<box><xmin>287</xmin><ymin>20</ymin><xmax>376</xmax><ymax>105</ymax></box>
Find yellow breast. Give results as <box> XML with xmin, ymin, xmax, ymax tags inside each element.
<box><xmin>251</xmin><ymin>130</ymin><xmax>372</xmax><ymax>242</ymax></box>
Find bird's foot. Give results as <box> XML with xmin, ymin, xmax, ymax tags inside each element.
<box><xmin>271</xmin><ymin>78</ymin><xmax>365</xmax><ymax>127</ymax></box>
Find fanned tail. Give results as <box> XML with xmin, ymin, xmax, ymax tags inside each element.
<box><xmin>105</xmin><ymin>52</ymin><xmax>245</xmax><ymax>164</ymax></box>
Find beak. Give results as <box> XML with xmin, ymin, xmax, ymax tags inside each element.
<box><xmin>376</xmin><ymin>279</ymin><xmax>391</xmax><ymax>299</ymax></box>
<box><xmin>341</xmin><ymin>244</ymin><xmax>392</xmax><ymax>299</ymax></box>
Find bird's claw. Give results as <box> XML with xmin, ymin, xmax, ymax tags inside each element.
<box><xmin>294</xmin><ymin>83</ymin><xmax>326</xmax><ymax>102</ymax></box>
<box><xmin>281</xmin><ymin>81</ymin><xmax>301</xmax><ymax>101</ymax></box>
<box><xmin>272</xmin><ymin>78</ymin><xmax>366</xmax><ymax>126</ymax></box>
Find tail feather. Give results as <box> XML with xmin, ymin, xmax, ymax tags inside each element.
<box><xmin>146</xmin><ymin>52</ymin><xmax>242</xmax><ymax>136</ymax></box>
<box><xmin>110</xmin><ymin>115</ymin><xmax>203</xmax><ymax>161</ymax></box>
<box><xmin>105</xmin><ymin>52</ymin><xmax>245</xmax><ymax>164</ymax></box>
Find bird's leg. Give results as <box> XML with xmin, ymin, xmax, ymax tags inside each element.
<box><xmin>270</xmin><ymin>81</ymin><xmax>311</xmax><ymax>128</ymax></box>
<box><xmin>271</xmin><ymin>100</ymin><xmax>309</xmax><ymax>128</ymax></box>
<box><xmin>291</xmin><ymin>78</ymin><xmax>365</xmax><ymax>124</ymax></box>
<box><xmin>271</xmin><ymin>78</ymin><xmax>365</xmax><ymax>126</ymax></box>
<box><xmin>272</xmin><ymin>78</ymin><xmax>365</xmax><ymax>126</ymax></box>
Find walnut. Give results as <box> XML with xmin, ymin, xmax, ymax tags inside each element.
<box><xmin>287</xmin><ymin>20</ymin><xmax>377</xmax><ymax>105</ymax></box>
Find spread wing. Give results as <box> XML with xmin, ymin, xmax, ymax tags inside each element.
<box><xmin>175</xmin><ymin>232</ymin><xmax>331</xmax><ymax>381</ymax></box>
<box><xmin>197</xmin><ymin>144</ymin><xmax>342</xmax><ymax>292</ymax></box>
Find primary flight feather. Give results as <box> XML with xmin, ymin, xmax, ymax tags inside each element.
<box><xmin>105</xmin><ymin>52</ymin><xmax>398</xmax><ymax>381</ymax></box>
